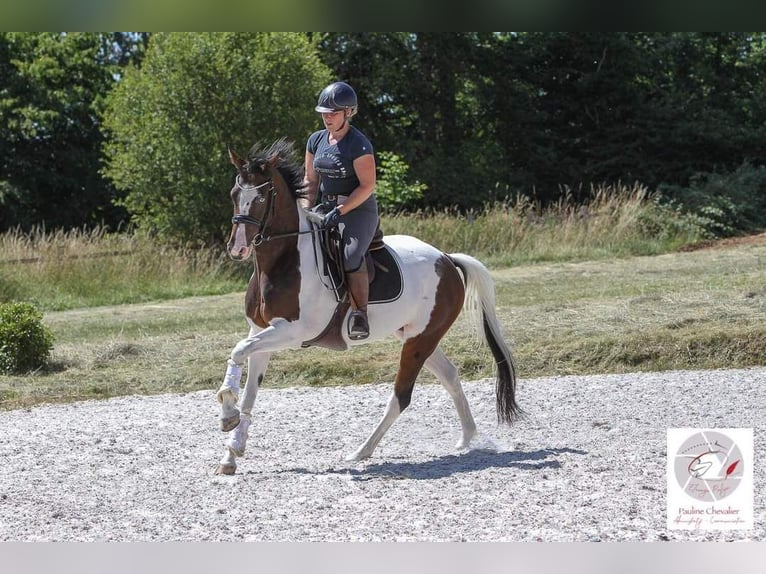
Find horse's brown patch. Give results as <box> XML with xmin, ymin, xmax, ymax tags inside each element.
<box><xmin>239</xmin><ymin>165</ymin><xmax>302</xmax><ymax>328</ymax></box>
<box><xmin>245</xmin><ymin>246</ymin><xmax>302</xmax><ymax>328</ymax></box>
<box><xmin>393</xmin><ymin>255</ymin><xmax>465</xmax><ymax>411</ymax></box>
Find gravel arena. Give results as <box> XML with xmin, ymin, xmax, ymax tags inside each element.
<box><xmin>0</xmin><ymin>368</ymin><xmax>763</xmax><ymax>542</ymax></box>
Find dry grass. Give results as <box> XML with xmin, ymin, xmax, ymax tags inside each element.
<box><xmin>2</xmin><ymin>234</ymin><xmax>765</xmax><ymax>410</ymax></box>
<box><xmin>1</xmin><ymin>185</ymin><xmax>703</xmax><ymax>311</ymax></box>
<box><xmin>0</xmin><ymin>227</ymin><xmax>245</xmax><ymax>310</ymax></box>
<box><xmin>382</xmin><ymin>184</ymin><xmax>703</xmax><ymax>266</ymax></box>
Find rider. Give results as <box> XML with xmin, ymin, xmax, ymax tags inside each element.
<box><xmin>301</xmin><ymin>81</ymin><xmax>378</xmax><ymax>341</ymax></box>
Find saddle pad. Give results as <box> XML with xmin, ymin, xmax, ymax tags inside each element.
<box><xmin>368</xmin><ymin>245</ymin><xmax>403</xmax><ymax>304</ymax></box>
<box><xmin>300</xmin><ymin>244</ymin><xmax>404</xmax><ymax>351</ymax></box>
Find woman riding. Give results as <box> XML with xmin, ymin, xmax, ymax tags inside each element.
<box><xmin>301</xmin><ymin>81</ymin><xmax>378</xmax><ymax>341</ymax></box>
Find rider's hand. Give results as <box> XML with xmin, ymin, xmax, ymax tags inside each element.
<box><xmin>322</xmin><ymin>206</ymin><xmax>342</xmax><ymax>229</ymax></box>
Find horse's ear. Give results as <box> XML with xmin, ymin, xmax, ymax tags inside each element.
<box><xmin>266</xmin><ymin>152</ymin><xmax>281</xmax><ymax>171</ymax></box>
<box><xmin>228</xmin><ymin>147</ymin><xmax>245</xmax><ymax>169</ymax></box>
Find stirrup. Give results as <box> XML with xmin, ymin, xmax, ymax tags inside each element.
<box><xmin>348</xmin><ymin>310</ymin><xmax>369</xmax><ymax>340</ymax></box>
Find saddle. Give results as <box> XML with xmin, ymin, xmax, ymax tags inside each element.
<box><xmin>317</xmin><ymin>218</ymin><xmax>386</xmax><ymax>299</ymax></box>
<box><xmin>301</xmin><ymin>211</ymin><xmax>403</xmax><ymax>351</ymax></box>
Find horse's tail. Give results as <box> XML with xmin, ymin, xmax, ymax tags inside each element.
<box><xmin>449</xmin><ymin>253</ymin><xmax>521</xmax><ymax>424</ymax></box>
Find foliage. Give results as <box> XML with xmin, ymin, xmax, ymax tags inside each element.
<box><xmin>319</xmin><ymin>32</ymin><xmax>766</xmax><ymax>209</ymax></box>
<box><xmin>5</xmin><ymin>32</ymin><xmax>766</xmax><ymax>238</ymax></box>
<box><xmin>658</xmin><ymin>162</ymin><xmax>766</xmax><ymax>238</ymax></box>
<box><xmin>102</xmin><ymin>33</ymin><xmax>331</xmax><ymax>244</ymax></box>
<box><xmin>0</xmin><ymin>32</ymin><xmax>145</xmax><ymax>232</ymax></box>
<box><xmin>0</xmin><ymin>301</ymin><xmax>54</xmax><ymax>374</ymax></box>
<box><xmin>374</xmin><ymin>151</ymin><xmax>427</xmax><ymax>212</ymax></box>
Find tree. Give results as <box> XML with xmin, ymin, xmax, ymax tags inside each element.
<box><xmin>0</xmin><ymin>32</ymin><xmax>144</xmax><ymax>231</ymax></box>
<box><xmin>318</xmin><ymin>32</ymin><xmax>766</xmax><ymax>210</ymax></box>
<box><xmin>318</xmin><ymin>32</ymin><xmax>501</xmax><ymax>209</ymax></box>
<box><xmin>102</xmin><ymin>33</ymin><xmax>331</xmax><ymax>244</ymax></box>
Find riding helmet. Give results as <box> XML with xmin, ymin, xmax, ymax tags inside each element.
<box><xmin>315</xmin><ymin>81</ymin><xmax>358</xmax><ymax>116</ymax></box>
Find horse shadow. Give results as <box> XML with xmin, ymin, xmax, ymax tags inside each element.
<box><xmin>274</xmin><ymin>447</ymin><xmax>587</xmax><ymax>481</ymax></box>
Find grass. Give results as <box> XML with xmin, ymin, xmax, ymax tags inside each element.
<box><xmin>382</xmin><ymin>184</ymin><xmax>704</xmax><ymax>267</ymax></box>
<box><xmin>1</xmin><ymin>184</ymin><xmax>702</xmax><ymax>312</ymax></box>
<box><xmin>1</xmin><ymin>233</ymin><xmax>765</xmax><ymax>410</ymax></box>
<box><xmin>0</xmin><ymin>226</ymin><xmax>247</xmax><ymax>311</ymax></box>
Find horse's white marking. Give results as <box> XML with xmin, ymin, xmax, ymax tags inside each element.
<box><xmin>230</xmin><ymin>225</ymin><xmax>251</xmax><ymax>259</ymax></box>
<box><xmin>345</xmin><ymin>393</ymin><xmax>402</xmax><ymax>461</ymax></box>
<box><xmin>229</xmin><ymin>187</ymin><xmax>261</xmax><ymax>258</ymax></box>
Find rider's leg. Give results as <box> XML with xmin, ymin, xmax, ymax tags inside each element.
<box><xmin>346</xmin><ymin>259</ymin><xmax>369</xmax><ymax>340</ymax></box>
<box><xmin>340</xmin><ymin>203</ymin><xmax>378</xmax><ymax>340</ymax></box>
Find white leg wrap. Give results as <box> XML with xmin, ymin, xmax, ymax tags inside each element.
<box><xmin>216</xmin><ymin>359</ymin><xmax>242</xmax><ymax>404</ymax></box>
<box><xmin>225</xmin><ymin>415</ymin><xmax>252</xmax><ymax>457</ymax></box>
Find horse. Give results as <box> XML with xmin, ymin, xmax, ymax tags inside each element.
<box><xmin>214</xmin><ymin>138</ymin><xmax>520</xmax><ymax>475</ymax></box>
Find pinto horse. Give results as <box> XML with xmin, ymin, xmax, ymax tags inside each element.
<box><xmin>214</xmin><ymin>139</ymin><xmax>520</xmax><ymax>475</ymax></box>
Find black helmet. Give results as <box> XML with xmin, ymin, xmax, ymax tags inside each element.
<box><xmin>315</xmin><ymin>81</ymin><xmax>358</xmax><ymax>116</ymax></box>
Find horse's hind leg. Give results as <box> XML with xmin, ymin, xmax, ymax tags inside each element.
<box><xmin>215</xmin><ymin>352</ymin><xmax>271</xmax><ymax>475</ymax></box>
<box><xmin>424</xmin><ymin>346</ymin><xmax>477</xmax><ymax>449</ymax></box>
<box><xmin>345</xmin><ymin>336</ymin><xmax>432</xmax><ymax>462</ymax></box>
<box><xmin>346</xmin><ymin>253</ymin><xmax>466</xmax><ymax>462</ymax></box>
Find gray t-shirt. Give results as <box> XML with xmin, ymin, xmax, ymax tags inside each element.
<box><xmin>307</xmin><ymin>126</ymin><xmax>374</xmax><ymax>202</ymax></box>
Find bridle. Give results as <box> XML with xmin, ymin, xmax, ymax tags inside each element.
<box><xmin>231</xmin><ymin>174</ymin><xmax>316</xmax><ymax>247</ymax></box>
<box><xmin>230</xmin><ymin>172</ymin><xmax>340</xmax><ymax>293</ymax></box>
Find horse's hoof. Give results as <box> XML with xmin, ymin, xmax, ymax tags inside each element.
<box><xmin>344</xmin><ymin>449</ymin><xmax>370</xmax><ymax>462</ymax></box>
<box><xmin>220</xmin><ymin>413</ymin><xmax>240</xmax><ymax>432</ymax></box>
<box><xmin>215</xmin><ymin>463</ymin><xmax>237</xmax><ymax>475</ymax></box>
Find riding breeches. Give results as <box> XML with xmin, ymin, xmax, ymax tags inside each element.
<box><xmin>337</xmin><ymin>197</ymin><xmax>378</xmax><ymax>272</ymax></box>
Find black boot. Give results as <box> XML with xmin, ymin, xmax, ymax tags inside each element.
<box><xmin>346</xmin><ymin>263</ymin><xmax>370</xmax><ymax>340</ymax></box>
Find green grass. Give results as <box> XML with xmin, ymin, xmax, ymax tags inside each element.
<box><xmin>1</xmin><ymin>234</ymin><xmax>765</xmax><ymax>410</ymax></box>
<box><xmin>2</xmin><ymin>187</ymin><xmax>761</xmax><ymax>410</ymax></box>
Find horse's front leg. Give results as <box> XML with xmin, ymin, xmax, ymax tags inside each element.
<box><xmin>216</xmin><ymin>351</ymin><xmax>271</xmax><ymax>475</ymax></box>
<box><xmin>215</xmin><ymin>322</ymin><xmax>280</xmax><ymax>430</ymax></box>
<box><xmin>216</xmin><ymin>358</ymin><xmax>243</xmax><ymax>433</ymax></box>
<box><xmin>214</xmin><ymin>319</ymin><xmax>301</xmax><ymax>475</ymax></box>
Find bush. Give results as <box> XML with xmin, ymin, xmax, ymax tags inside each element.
<box><xmin>0</xmin><ymin>302</ymin><xmax>54</xmax><ymax>374</ymax></box>
<box><xmin>658</xmin><ymin>162</ymin><xmax>766</xmax><ymax>237</ymax></box>
<box><xmin>375</xmin><ymin>151</ymin><xmax>427</xmax><ymax>213</ymax></box>
<box><xmin>102</xmin><ymin>33</ymin><xmax>332</xmax><ymax>245</ymax></box>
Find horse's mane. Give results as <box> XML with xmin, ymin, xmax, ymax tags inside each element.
<box><xmin>245</xmin><ymin>138</ymin><xmax>306</xmax><ymax>199</ymax></box>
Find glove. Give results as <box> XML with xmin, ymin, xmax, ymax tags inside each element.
<box><xmin>322</xmin><ymin>206</ymin><xmax>342</xmax><ymax>229</ymax></box>
<box><xmin>310</xmin><ymin>203</ymin><xmax>331</xmax><ymax>215</ymax></box>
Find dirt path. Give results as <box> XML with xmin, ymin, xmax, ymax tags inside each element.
<box><xmin>0</xmin><ymin>368</ymin><xmax>763</xmax><ymax>541</ymax></box>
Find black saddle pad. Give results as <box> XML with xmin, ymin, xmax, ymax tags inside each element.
<box><xmin>368</xmin><ymin>245</ymin><xmax>403</xmax><ymax>304</ymax></box>
<box><xmin>323</xmin><ymin>244</ymin><xmax>403</xmax><ymax>305</ymax></box>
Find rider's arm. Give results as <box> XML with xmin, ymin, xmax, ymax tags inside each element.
<box><xmin>338</xmin><ymin>154</ymin><xmax>376</xmax><ymax>215</ymax></box>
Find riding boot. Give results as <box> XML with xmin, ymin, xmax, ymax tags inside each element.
<box><xmin>346</xmin><ymin>262</ymin><xmax>370</xmax><ymax>340</ymax></box>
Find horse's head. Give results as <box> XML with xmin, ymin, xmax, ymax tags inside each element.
<box><xmin>226</xmin><ymin>147</ymin><xmax>277</xmax><ymax>260</ymax></box>
<box><xmin>226</xmin><ymin>140</ymin><xmax>306</xmax><ymax>261</ymax></box>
